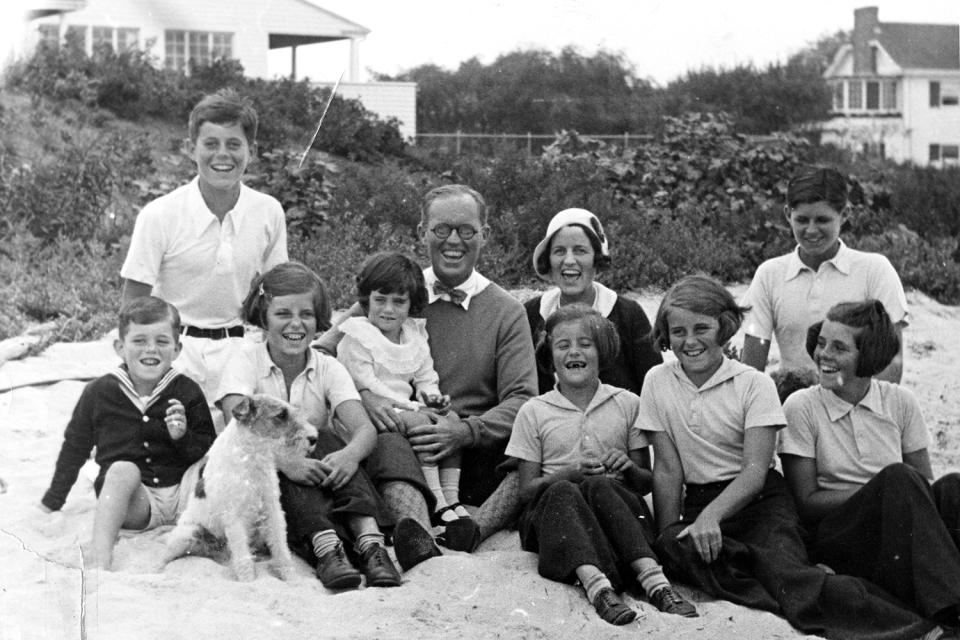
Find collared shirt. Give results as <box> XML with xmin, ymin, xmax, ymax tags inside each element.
<box><xmin>536</xmin><ymin>281</ymin><xmax>619</xmax><ymax>320</ymax></box>
<box><xmin>780</xmin><ymin>381</ymin><xmax>930</xmax><ymax>491</ymax></box>
<box><xmin>741</xmin><ymin>241</ymin><xmax>908</xmax><ymax>373</ymax></box>
<box><xmin>218</xmin><ymin>341</ymin><xmax>359</xmax><ymax>431</ymax></box>
<box><xmin>423</xmin><ymin>268</ymin><xmax>491</xmax><ymax>310</ymax></box>
<box><xmin>639</xmin><ymin>358</ymin><xmax>785</xmax><ymax>484</ymax></box>
<box><xmin>121</xmin><ymin>178</ymin><xmax>288</xmax><ymax>327</ymax></box>
<box><xmin>506</xmin><ymin>383</ymin><xmax>648</xmax><ymax>481</ymax></box>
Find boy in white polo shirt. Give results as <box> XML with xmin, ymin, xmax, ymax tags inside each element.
<box><xmin>121</xmin><ymin>89</ymin><xmax>288</xmax><ymax>427</ymax></box>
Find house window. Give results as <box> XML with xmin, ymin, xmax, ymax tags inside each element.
<box><xmin>931</xmin><ymin>82</ymin><xmax>941</xmax><ymax>107</ymax></box>
<box><xmin>211</xmin><ymin>32</ymin><xmax>232</xmax><ymax>60</ymax></box>
<box><xmin>117</xmin><ymin>28</ymin><xmax>139</xmax><ymax>52</ymax></box>
<box><xmin>929</xmin><ymin>144</ymin><xmax>960</xmax><ymax>163</ymax></box>
<box><xmin>943</xmin><ymin>83</ymin><xmax>960</xmax><ymax>106</ymax></box>
<box><xmin>832</xmin><ymin>82</ymin><xmax>844</xmax><ymax>111</ymax></box>
<box><xmin>166</xmin><ymin>30</ymin><xmax>233</xmax><ymax>72</ymax></box>
<box><xmin>188</xmin><ymin>32</ymin><xmax>211</xmax><ymax>66</ymax></box>
<box><xmin>883</xmin><ymin>81</ymin><xmax>897</xmax><ymax>110</ymax></box>
<box><xmin>869</xmin><ymin>46</ymin><xmax>879</xmax><ymax>73</ymax></box>
<box><xmin>37</xmin><ymin>24</ymin><xmax>59</xmax><ymax>48</ymax></box>
<box><xmin>848</xmin><ymin>81</ymin><xmax>863</xmax><ymax>110</ymax></box>
<box><xmin>64</xmin><ymin>25</ymin><xmax>86</xmax><ymax>51</ymax></box>
<box><xmin>866</xmin><ymin>81</ymin><xmax>880</xmax><ymax>110</ymax></box>
<box><xmin>165</xmin><ymin>30</ymin><xmax>187</xmax><ymax>71</ymax></box>
<box><xmin>92</xmin><ymin>26</ymin><xmax>113</xmax><ymax>55</ymax></box>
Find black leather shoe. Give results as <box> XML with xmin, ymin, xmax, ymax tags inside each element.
<box><xmin>393</xmin><ymin>517</ymin><xmax>442</xmax><ymax>572</ymax></box>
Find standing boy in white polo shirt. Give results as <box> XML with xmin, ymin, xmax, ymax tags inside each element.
<box><xmin>121</xmin><ymin>90</ymin><xmax>288</xmax><ymax>426</ymax></box>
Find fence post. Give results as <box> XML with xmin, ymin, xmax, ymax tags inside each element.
<box><xmin>456</xmin><ymin>130</ymin><xmax>462</xmax><ymax>156</ymax></box>
<box><xmin>527</xmin><ymin>132</ymin><xmax>532</xmax><ymax>157</ymax></box>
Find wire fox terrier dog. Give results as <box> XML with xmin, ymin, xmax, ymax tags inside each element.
<box><xmin>163</xmin><ymin>394</ymin><xmax>318</xmax><ymax>581</ymax></box>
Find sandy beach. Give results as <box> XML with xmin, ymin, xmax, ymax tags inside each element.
<box><xmin>1</xmin><ymin>286</ymin><xmax>957</xmax><ymax>640</ymax></box>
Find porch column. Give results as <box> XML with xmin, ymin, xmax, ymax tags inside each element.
<box><xmin>290</xmin><ymin>44</ymin><xmax>297</xmax><ymax>79</ymax></box>
<box><xmin>349</xmin><ymin>37</ymin><xmax>360</xmax><ymax>81</ymax></box>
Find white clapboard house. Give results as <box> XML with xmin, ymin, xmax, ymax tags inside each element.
<box><xmin>822</xmin><ymin>6</ymin><xmax>960</xmax><ymax>166</ymax></box>
<box><xmin>20</xmin><ymin>0</ymin><xmax>416</xmax><ymax>138</ymax></box>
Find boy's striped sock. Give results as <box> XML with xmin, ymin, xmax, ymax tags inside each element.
<box><xmin>354</xmin><ymin>532</ymin><xmax>386</xmax><ymax>555</ymax></box>
<box><xmin>635</xmin><ymin>557</ymin><xmax>670</xmax><ymax>597</ymax></box>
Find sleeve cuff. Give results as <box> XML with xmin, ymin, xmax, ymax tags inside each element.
<box><xmin>463</xmin><ymin>416</ymin><xmax>483</xmax><ymax>447</ymax></box>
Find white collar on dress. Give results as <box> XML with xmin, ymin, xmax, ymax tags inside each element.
<box><xmin>538</xmin><ymin>281</ymin><xmax>617</xmax><ymax>320</ymax></box>
<box><xmin>423</xmin><ymin>267</ymin><xmax>490</xmax><ymax>310</ymax></box>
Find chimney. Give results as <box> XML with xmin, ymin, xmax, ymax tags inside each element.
<box><xmin>853</xmin><ymin>7</ymin><xmax>879</xmax><ymax>74</ymax></box>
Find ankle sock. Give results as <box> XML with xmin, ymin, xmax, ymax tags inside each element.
<box><xmin>577</xmin><ymin>565</ymin><xmax>613</xmax><ymax>603</ymax></box>
<box><xmin>354</xmin><ymin>532</ymin><xmax>386</xmax><ymax>555</ymax></box>
<box><xmin>635</xmin><ymin>557</ymin><xmax>670</xmax><ymax>597</ymax></box>
<box><xmin>439</xmin><ymin>467</ymin><xmax>470</xmax><ymax>518</ymax></box>
<box><xmin>311</xmin><ymin>529</ymin><xmax>341</xmax><ymax>560</ymax></box>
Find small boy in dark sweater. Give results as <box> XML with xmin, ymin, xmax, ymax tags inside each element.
<box><xmin>41</xmin><ymin>297</ymin><xmax>215</xmax><ymax>570</ymax></box>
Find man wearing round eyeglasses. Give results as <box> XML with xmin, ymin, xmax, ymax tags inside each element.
<box><xmin>317</xmin><ymin>184</ymin><xmax>537</xmax><ymax>570</ymax></box>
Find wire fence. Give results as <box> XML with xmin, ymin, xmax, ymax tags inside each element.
<box><xmin>414</xmin><ymin>131</ymin><xmax>655</xmax><ymax>156</ymax></box>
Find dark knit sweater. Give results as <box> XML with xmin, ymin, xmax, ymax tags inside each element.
<box><xmin>424</xmin><ymin>282</ymin><xmax>538</xmax><ymax>449</ymax></box>
<box><xmin>42</xmin><ymin>370</ymin><xmax>215</xmax><ymax>511</ymax></box>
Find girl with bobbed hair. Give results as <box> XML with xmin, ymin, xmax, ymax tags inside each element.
<box><xmin>741</xmin><ymin>166</ymin><xmax>908</xmax><ymax>383</ymax></box>
<box><xmin>780</xmin><ymin>299</ymin><xmax>960</xmax><ymax>633</ymax></box>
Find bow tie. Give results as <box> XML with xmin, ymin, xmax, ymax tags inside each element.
<box><xmin>433</xmin><ymin>281</ymin><xmax>468</xmax><ymax>306</ymax></box>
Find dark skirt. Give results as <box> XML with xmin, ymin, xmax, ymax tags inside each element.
<box><xmin>655</xmin><ymin>470</ymin><xmax>933</xmax><ymax>640</ymax></box>
<box><xmin>811</xmin><ymin>463</ymin><xmax>960</xmax><ymax>626</ymax></box>
<box><xmin>519</xmin><ymin>475</ymin><xmax>656</xmax><ymax>590</ymax></box>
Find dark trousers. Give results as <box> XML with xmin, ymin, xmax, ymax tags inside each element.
<box><xmin>519</xmin><ymin>475</ymin><xmax>656</xmax><ymax>591</ymax></box>
<box><xmin>280</xmin><ymin>428</ymin><xmax>393</xmax><ymax>562</ymax></box>
<box><xmin>812</xmin><ymin>463</ymin><xmax>960</xmax><ymax>626</ymax></box>
<box><xmin>656</xmin><ymin>470</ymin><xmax>932</xmax><ymax>640</ymax></box>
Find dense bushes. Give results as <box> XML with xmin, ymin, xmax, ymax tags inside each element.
<box><xmin>4</xmin><ymin>43</ymin><xmax>960</xmax><ymax>344</ymax></box>
<box><xmin>5</xmin><ymin>42</ymin><xmax>406</xmax><ymax>161</ymax></box>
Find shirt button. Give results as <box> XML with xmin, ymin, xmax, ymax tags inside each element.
<box><xmin>153</xmin><ymin>477</ymin><xmax>159</xmax><ymax>484</ymax></box>
<box><xmin>142</xmin><ymin>415</ymin><xmax>149</xmax><ymax>423</ymax></box>
<box><xmin>144</xmin><ymin>442</ymin><xmax>150</xmax><ymax>448</ymax></box>
<box><xmin>145</xmin><ymin>457</ymin><xmax>152</xmax><ymax>463</ymax></box>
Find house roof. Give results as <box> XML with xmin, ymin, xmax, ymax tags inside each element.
<box><xmin>878</xmin><ymin>22</ymin><xmax>960</xmax><ymax>70</ymax></box>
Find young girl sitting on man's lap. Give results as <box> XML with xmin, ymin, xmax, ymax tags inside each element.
<box><xmin>337</xmin><ymin>252</ymin><xmax>476</xmax><ymax>544</ymax></box>
<box><xmin>506</xmin><ymin>305</ymin><xmax>697</xmax><ymax>626</ymax></box>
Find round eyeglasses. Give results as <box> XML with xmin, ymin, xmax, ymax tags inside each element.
<box><xmin>429</xmin><ymin>224</ymin><xmax>478</xmax><ymax>240</ymax></box>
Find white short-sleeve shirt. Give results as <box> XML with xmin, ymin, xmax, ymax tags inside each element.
<box><xmin>506</xmin><ymin>384</ymin><xmax>649</xmax><ymax>482</ymax></box>
<box><xmin>217</xmin><ymin>341</ymin><xmax>359</xmax><ymax>431</ymax></box>
<box><xmin>638</xmin><ymin>358</ymin><xmax>785</xmax><ymax>484</ymax></box>
<box><xmin>121</xmin><ymin>178</ymin><xmax>288</xmax><ymax>327</ymax></box>
<box><xmin>741</xmin><ymin>241</ymin><xmax>908</xmax><ymax>373</ymax></box>
<box><xmin>780</xmin><ymin>381</ymin><xmax>930</xmax><ymax>491</ymax></box>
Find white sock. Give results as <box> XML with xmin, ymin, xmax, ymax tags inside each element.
<box><xmin>439</xmin><ymin>467</ymin><xmax>469</xmax><ymax>518</ymax></box>
<box><xmin>423</xmin><ymin>464</ymin><xmax>454</xmax><ymax>521</ymax></box>
<box><xmin>635</xmin><ymin>557</ymin><xmax>670</xmax><ymax>597</ymax></box>
<box><xmin>577</xmin><ymin>565</ymin><xmax>613</xmax><ymax>603</ymax></box>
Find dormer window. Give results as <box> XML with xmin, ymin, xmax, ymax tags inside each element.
<box><xmin>869</xmin><ymin>46</ymin><xmax>879</xmax><ymax>74</ymax></box>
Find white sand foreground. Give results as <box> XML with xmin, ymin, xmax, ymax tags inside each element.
<box><xmin>1</xmin><ymin>287</ymin><xmax>957</xmax><ymax>639</ymax></box>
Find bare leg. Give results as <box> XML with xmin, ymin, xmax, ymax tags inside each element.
<box><xmin>90</xmin><ymin>461</ymin><xmax>150</xmax><ymax>570</ymax></box>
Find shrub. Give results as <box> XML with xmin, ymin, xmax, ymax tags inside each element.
<box><xmin>0</xmin><ymin>227</ymin><xmax>122</xmax><ymax>341</ymax></box>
